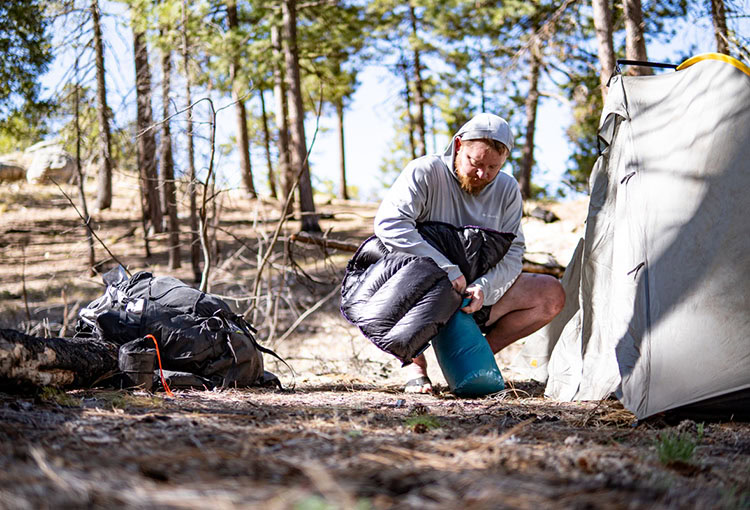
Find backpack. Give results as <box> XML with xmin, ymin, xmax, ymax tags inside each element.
<box><xmin>77</xmin><ymin>268</ymin><xmax>282</xmax><ymax>391</ymax></box>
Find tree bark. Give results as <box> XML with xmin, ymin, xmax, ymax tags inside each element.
<box><xmin>519</xmin><ymin>35</ymin><xmax>541</xmax><ymax>200</ymax></box>
<box><xmin>336</xmin><ymin>98</ymin><xmax>348</xmax><ymax>200</ymax></box>
<box><xmin>623</xmin><ymin>0</ymin><xmax>652</xmax><ymax>75</ymax></box>
<box><xmin>400</xmin><ymin>57</ymin><xmax>417</xmax><ymax>160</ymax></box>
<box><xmin>133</xmin><ymin>28</ymin><xmax>163</xmax><ymax>235</ymax></box>
<box><xmin>272</xmin><ymin>23</ymin><xmax>292</xmax><ymax>211</ymax></box>
<box><xmin>182</xmin><ymin>0</ymin><xmax>201</xmax><ymax>283</ymax></box>
<box><xmin>408</xmin><ymin>1</ymin><xmax>426</xmax><ymax>157</ymax></box>
<box><xmin>259</xmin><ymin>89</ymin><xmax>277</xmax><ymax>199</ymax></box>
<box><xmin>160</xmin><ymin>38</ymin><xmax>181</xmax><ymax>269</ymax></box>
<box><xmin>91</xmin><ymin>0</ymin><xmax>113</xmax><ymax>211</ymax></box>
<box><xmin>281</xmin><ymin>0</ymin><xmax>320</xmax><ymax>232</ymax></box>
<box><xmin>592</xmin><ymin>0</ymin><xmax>616</xmax><ymax>100</ymax></box>
<box><xmin>710</xmin><ymin>0</ymin><xmax>730</xmax><ymax>55</ymax></box>
<box><xmin>0</xmin><ymin>329</ymin><xmax>118</xmax><ymax>389</ymax></box>
<box><xmin>227</xmin><ymin>0</ymin><xmax>256</xmax><ymax>198</ymax></box>
<box><xmin>74</xmin><ymin>58</ymin><xmax>96</xmax><ymax>276</ymax></box>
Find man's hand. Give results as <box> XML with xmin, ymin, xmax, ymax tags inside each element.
<box><xmin>461</xmin><ymin>285</ymin><xmax>485</xmax><ymax>313</ymax></box>
<box><xmin>451</xmin><ymin>275</ymin><xmax>467</xmax><ymax>295</ymax></box>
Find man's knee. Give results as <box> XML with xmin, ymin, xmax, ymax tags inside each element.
<box><xmin>540</xmin><ymin>275</ymin><xmax>565</xmax><ymax>320</ymax></box>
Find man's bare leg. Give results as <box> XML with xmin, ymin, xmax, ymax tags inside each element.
<box><xmin>404</xmin><ymin>353</ymin><xmax>432</xmax><ymax>393</ymax></box>
<box><xmin>403</xmin><ymin>273</ymin><xmax>563</xmax><ymax>393</ymax></box>
<box><xmin>484</xmin><ymin>273</ymin><xmax>565</xmax><ymax>353</ymax></box>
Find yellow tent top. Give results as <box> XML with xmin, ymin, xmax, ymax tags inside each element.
<box><xmin>677</xmin><ymin>52</ymin><xmax>750</xmax><ymax>77</ymax></box>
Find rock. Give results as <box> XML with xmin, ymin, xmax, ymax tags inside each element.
<box><xmin>564</xmin><ymin>434</ymin><xmax>585</xmax><ymax>446</ymax></box>
<box><xmin>0</xmin><ymin>161</ymin><xmax>26</xmax><ymax>182</ymax></box>
<box><xmin>529</xmin><ymin>206</ymin><xmax>560</xmax><ymax>223</ymax></box>
<box><xmin>24</xmin><ymin>141</ymin><xmax>75</xmax><ymax>184</ymax></box>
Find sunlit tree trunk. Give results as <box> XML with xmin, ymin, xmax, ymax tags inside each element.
<box><xmin>91</xmin><ymin>0</ymin><xmax>113</xmax><ymax>210</ymax></box>
<box><xmin>227</xmin><ymin>0</ymin><xmax>256</xmax><ymax>198</ymax></box>
<box><xmin>592</xmin><ymin>0</ymin><xmax>616</xmax><ymax>100</ymax></box>
<box><xmin>160</xmin><ymin>35</ymin><xmax>181</xmax><ymax>269</ymax></box>
<box><xmin>519</xmin><ymin>35</ymin><xmax>541</xmax><ymax>200</ymax></box>
<box><xmin>272</xmin><ymin>23</ymin><xmax>292</xmax><ymax>211</ymax></box>
<box><xmin>259</xmin><ymin>89</ymin><xmax>277</xmax><ymax>199</ymax></box>
<box><xmin>623</xmin><ymin>0</ymin><xmax>652</xmax><ymax>75</ymax></box>
<box><xmin>182</xmin><ymin>0</ymin><xmax>201</xmax><ymax>283</ymax></box>
<box><xmin>281</xmin><ymin>0</ymin><xmax>320</xmax><ymax>232</ymax></box>
<box><xmin>336</xmin><ymin>98</ymin><xmax>348</xmax><ymax>200</ymax></box>
<box><xmin>709</xmin><ymin>0</ymin><xmax>730</xmax><ymax>55</ymax></box>
<box><xmin>133</xmin><ymin>28</ymin><xmax>163</xmax><ymax>235</ymax></box>
<box><xmin>399</xmin><ymin>57</ymin><xmax>417</xmax><ymax>160</ymax></box>
<box><xmin>74</xmin><ymin>58</ymin><xmax>96</xmax><ymax>276</ymax></box>
<box><xmin>408</xmin><ymin>0</ymin><xmax>426</xmax><ymax>157</ymax></box>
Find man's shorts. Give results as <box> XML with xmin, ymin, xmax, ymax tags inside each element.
<box><xmin>472</xmin><ymin>306</ymin><xmax>494</xmax><ymax>334</ymax></box>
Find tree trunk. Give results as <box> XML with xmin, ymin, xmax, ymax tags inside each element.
<box><xmin>182</xmin><ymin>0</ymin><xmax>201</xmax><ymax>283</ymax></box>
<box><xmin>623</xmin><ymin>0</ymin><xmax>652</xmax><ymax>75</ymax></box>
<box><xmin>336</xmin><ymin>98</ymin><xmax>348</xmax><ymax>200</ymax></box>
<box><xmin>710</xmin><ymin>0</ymin><xmax>730</xmax><ymax>55</ymax></box>
<box><xmin>592</xmin><ymin>0</ymin><xmax>616</xmax><ymax>100</ymax></box>
<box><xmin>400</xmin><ymin>57</ymin><xmax>417</xmax><ymax>160</ymax></box>
<box><xmin>74</xmin><ymin>58</ymin><xmax>96</xmax><ymax>276</ymax></box>
<box><xmin>408</xmin><ymin>1</ymin><xmax>426</xmax><ymax>157</ymax></box>
<box><xmin>479</xmin><ymin>53</ymin><xmax>487</xmax><ymax>113</ymax></box>
<box><xmin>282</xmin><ymin>0</ymin><xmax>320</xmax><ymax>232</ymax></box>
<box><xmin>0</xmin><ymin>329</ymin><xmax>118</xmax><ymax>389</ymax></box>
<box><xmin>259</xmin><ymin>89</ymin><xmax>277</xmax><ymax>199</ymax></box>
<box><xmin>133</xmin><ymin>28</ymin><xmax>163</xmax><ymax>235</ymax></box>
<box><xmin>272</xmin><ymin>23</ymin><xmax>292</xmax><ymax>212</ymax></box>
<box><xmin>519</xmin><ymin>35</ymin><xmax>541</xmax><ymax>200</ymax></box>
<box><xmin>160</xmin><ymin>38</ymin><xmax>181</xmax><ymax>269</ymax></box>
<box><xmin>227</xmin><ymin>0</ymin><xmax>256</xmax><ymax>198</ymax></box>
<box><xmin>91</xmin><ymin>0</ymin><xmax>113</xmax><ymax>211</ymax></box>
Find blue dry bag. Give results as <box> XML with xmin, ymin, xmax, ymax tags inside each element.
<box><xmin>432</xmin><ymin>299</ymin><xmax>505</xmax><ymax>397</ymax></box>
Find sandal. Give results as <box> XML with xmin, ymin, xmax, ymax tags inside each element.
<box><xmin>404</xmin><ymin>376</ymin><xmax>433</xmax><ymax>394</ymax></box>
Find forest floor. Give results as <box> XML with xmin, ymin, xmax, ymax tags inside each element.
<box><xmin>1</xmin><ymin>176</ymin><xmax>749</xmax><ymax>509</ymax></box>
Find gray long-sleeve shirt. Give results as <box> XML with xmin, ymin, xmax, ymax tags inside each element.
<box><xmin>374</xmin><ymin>149</ymin><xmax>525</xmax><ymax>306</ymax></box>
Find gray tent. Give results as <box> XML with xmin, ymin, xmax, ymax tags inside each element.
<box><xmin>515</xmin><ymin>55</ymin><xmax>750</xmax><ymax>420</ymax></box>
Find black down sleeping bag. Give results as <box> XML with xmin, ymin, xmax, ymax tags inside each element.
<box><xmin>340</xmin><ymin>222</ymin><xmax>515</xmax><ymax>364</ymax></box>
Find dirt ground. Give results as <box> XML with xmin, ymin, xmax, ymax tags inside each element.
<box><xmin>1</xmin><ymin>176</ymin><xmax>749</xmax><ymax>509</ymax></box>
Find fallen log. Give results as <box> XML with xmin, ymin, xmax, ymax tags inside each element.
<box><xmin>0</xmin><ymin>329</ymin><xmax>118</xmax><ymax>389</ymax></box>
<box><xmin>290</xmin><ymin>231</ymin><xmax>567</xmax><ymax>278</ymax></box>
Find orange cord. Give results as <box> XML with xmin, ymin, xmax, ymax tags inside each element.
<box><xmin>145</xmin><ymin>334</ymin><xmax>174</xmax><ymax>397</ymax></box>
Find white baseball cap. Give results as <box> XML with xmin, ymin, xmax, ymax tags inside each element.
<box><xmin>455</xmin><ymin>113</ymin><xmax>514</xmax><ymax>151</ymax></box>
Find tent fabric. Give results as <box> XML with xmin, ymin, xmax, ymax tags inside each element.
<box><xmin>515</xmin><ymin>57</ymin><xmax>750</xmax><ymax>419</ymax></box>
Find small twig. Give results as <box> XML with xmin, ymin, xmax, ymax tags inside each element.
<box><xmin>580</xmin><ymin>398</ymin><xmax>608</xmax><ymax>427</ymax></box>
<box><xmin>273</xmin><ymin>286</ymin><xmax>339</xmax><ymax>345</ymax></box>
<box><xmin>244</xmin><ymin>84</ymin><xmax>324</xmax><ymax>319</ymax></box>
<box><xmin>50</xmin><ymin>179</ymin><xmax>131</xmax><ymax>277</ymax></box>
<box><xmin>289</xmin><ymin>232</ymin><xmax>359</xmax><ymax>252</ymax></box>
<box><xmin>60</xmin><ymin>288</ymin><xmax>69</xmax><ymax>337</ymax></box>
<box><xmin>21</xmin><ymin>244</ymin><xmax>31</xmax><ymax>323</ymax></box>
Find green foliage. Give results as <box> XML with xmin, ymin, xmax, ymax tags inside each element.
<box><xmin>0</xmin><ymin>0</ymin><xmax>54</xmax><ymax>146</ymax></box>
<box><xmin>404</xmin><ymin>414</ymin><xmax>441</xmax><ymax>431</ymax></box>
<box><xmin>51</xmin><ymin>82</ymin><xmax>136</xmax><ymax>175</ymax></box>
<box><xmin>0</xmin><ymin>0</ymin><xmax>53</xmax><ymax>123</ymax></box>
<box><xmin>39</xmin><ymin>387</ymin><xmax>82</xmax><ymax>407</ymax></box>
<box><xmin>294</xmin><ymin>495</ymin><xmax>371</xmax><ymax>510</ymax></box>
<box><xmin>720</xmin><ymin>486</ymin><xmax>750</xmax><ymax>510</ymax></box>
<box><xmin>94</xmin><ymin>390</ymin><xmax>165</xmax><ymax>410</ymax></box>
<box><xmin>656</xmin><ymin>423</ymin><xmax>704</xmax><ymax>465</ymax></box>
<box><xmin>0</xmin><ymin>109</ymin><xmax>52</xmax><ymax>154</ymax></box>
<box><xmin>563</xmin><ymin>74</ymin><xmax>604</xmax><ymax>194</ymax></box>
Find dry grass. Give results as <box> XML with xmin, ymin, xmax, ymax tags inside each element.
<box><xmin>1</xmin><ymin>176</ymin><xmax>750</xmax><ymax>509</ymax></box>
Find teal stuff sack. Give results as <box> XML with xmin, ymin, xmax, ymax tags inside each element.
<box><xmin>432</xmin><ymin>299</ymin><xmax>505</xmax><ymax>397</ymax></box>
